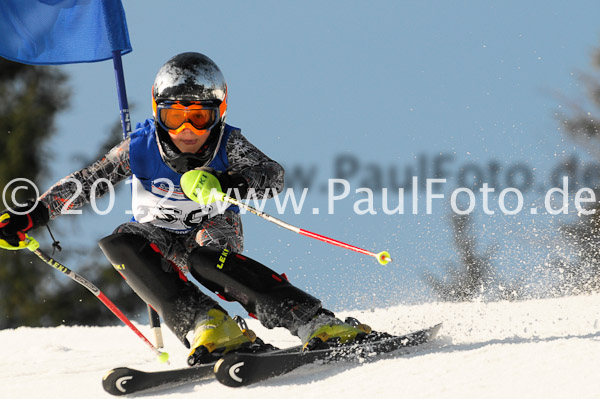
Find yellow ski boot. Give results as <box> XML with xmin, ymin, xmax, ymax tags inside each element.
<box><xmin>187</xmin><ymin>308</ymin><xmax>256</xmax><ymax>366</ymax></box>
<box><xmin>299</xmin><ymin>311</ymin><xmax>373</xmax><ymax>351</ymax></box>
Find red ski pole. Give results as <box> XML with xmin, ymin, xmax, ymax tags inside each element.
<box><xmin>225</xmin><ymin>195</ymin><xmax>392</xmax><ymax>265</ymax></box>
<box><xmin>181</xmin><ymin>170</ymin><xmax>392</xmax><ymax>265</ymax></box>
<box><xmin>0</xmin><ymin>232</ymin><xmax>169</xmax><ymax>363</ymax></box>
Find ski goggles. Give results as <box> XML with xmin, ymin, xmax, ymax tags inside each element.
<box><xmin>156</xmin><ymin>102</ymin><xmax>220</xmax><ymax>135</ymax></box>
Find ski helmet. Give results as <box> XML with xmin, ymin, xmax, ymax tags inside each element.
<box><xmin>152</xmin><ymin>52</ymin><xmax>228</xmax><ymax>173</ymax></box>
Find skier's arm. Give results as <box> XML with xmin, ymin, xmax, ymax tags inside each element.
<box><xmin>225</xmin><ymin>130</ymin><xmax>285</xmax><ymax>198</ymax></box>
<box><xmin>39</xmin><ymin>139</ymin><xmax>132</xmax><ymax>219</ymax></box>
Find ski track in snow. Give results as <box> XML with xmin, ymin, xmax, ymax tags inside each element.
<box><xmin>2</xmin><ymin>294</ymin><xmax>600</xmax><ymax>398</ymax></box>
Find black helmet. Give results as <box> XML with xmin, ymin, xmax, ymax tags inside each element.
<box><xmin>151</xmin><ymin>52</ymin><xmax>228</xmax><ymax>173</ymax></box>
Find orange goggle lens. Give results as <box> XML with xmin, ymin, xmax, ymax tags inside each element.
<box><xmin>158</xmin><ymin>104</ymin><xmax>218</xmax><ymax>132</ymax></box>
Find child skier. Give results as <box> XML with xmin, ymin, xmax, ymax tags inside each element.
<box><xmin>0</xmin><ymin>52</ymin><xmax>378</xmax><ymax>365</ymax></box>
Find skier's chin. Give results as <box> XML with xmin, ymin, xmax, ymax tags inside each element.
<box><xmin>178</xmin><ymin>142</ymin><xmax>201</xmax><ymax>153</ymax></box>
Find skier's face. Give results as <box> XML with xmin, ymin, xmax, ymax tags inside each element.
<box><xmin>169</xmin><ymin>128</ymin><xmax>209</xmax><ymax>154</ymax></box>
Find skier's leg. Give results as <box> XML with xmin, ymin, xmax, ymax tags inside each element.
<box><xmin>99</xmin><ymin>223</ymin><xmax>219</xmax><ymax>348</ymax></box>
<box><xmin>188</xmin><ymin>245</ymin><xmax>322</xmax><ymax>332</ymax></box>
<box><xmin>188</xmin><ymin>247</ymin><xmax>374</xmax><ymax>348</ymax></box>
<box><xmin>184</xmin><ymin>210</ymin><xmax>373</xmax><ymax>348</ymax></box>
<box><xmin>175</xmin><ymin>212</ymin><xmax>270</xmax><ymax>364</ymax></box>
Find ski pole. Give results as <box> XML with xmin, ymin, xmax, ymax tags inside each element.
<box><xmin>180</xmin><ymin>170</ymin><xmax>392</xmax><ymax>265</ymax></box>
<box><xmin>225</xmin><ymin>194</ymin><xmax>392</xmax><ymax>265</ymax></box>
<box><xmin>1</xmin><ymin>234</ymin><xmax>169</xmax><ymax>363</ymax></box>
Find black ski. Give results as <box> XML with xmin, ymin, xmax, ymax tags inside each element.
<box><xmin>102</xmin><ymin>324</ymin><xmax>441</xmax><ymax>394</ymax></box>
<box><xmin>214</xmin><ymin>323</ymin><xmax>442</xmax><ymax>387</ymax></box>
<box><xmin>102</xmin><ymin>363</ymin><xmax>215</xmax><ymax>396</ymax></box>
<box><xmin>102</xmin><ymin>345</ymin><xmax>304</xmax><ymax>395</ymax></box>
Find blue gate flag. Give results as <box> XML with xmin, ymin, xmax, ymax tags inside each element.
<box><xmin>0</xmin><ymin>0</ymin><xmax>132</xmax><ymax>65</ymax></box>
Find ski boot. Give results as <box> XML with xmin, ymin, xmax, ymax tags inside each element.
<box><xmin>187</xmin><ymin>308</ymin><xmax>274</xmax><ymax>366</ymax></box>
<box><xmin>298</xmin><ymin>310</ymin><xmax>375</xmax><ymax>351</ymax></box>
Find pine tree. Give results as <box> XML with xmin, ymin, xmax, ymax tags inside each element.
<box><xmin>425</xmin><ymin>213</ymin><xmax>497</xmax><ymax>301</ymax></box>
<box><xmin>550</xmin><ymin>45</ymin><xmax>600</xmax><ymax>295</ymax></box>
<box><xmin>0</xmin><ymin>60</ymin><xmax>145</xmax><ymax>328</ymax></box>
<box><xmin>0</xmin><ymin>59</ymin><xmax>70</xmax><ymax>328</ymax></box>
<box><xmin>424</xmin><ymin>213</ymin><xmax>525</xmax><ymax>301</ymax></box>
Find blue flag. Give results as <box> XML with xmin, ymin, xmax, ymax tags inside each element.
<box><xmin>0</xmin><ymin>0</ymin><xmax>132</xmax><ymax>65</ymax></box>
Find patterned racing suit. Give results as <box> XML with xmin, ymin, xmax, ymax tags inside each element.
<box><xmin>39</xmin><ymin>121</ymin><xmax>284</xmax><ymax>270</ymax></box>
<box><xmin>37</xmin><ymin>121</ymin><xmax>285</xmax><ymax>343</ymax></box>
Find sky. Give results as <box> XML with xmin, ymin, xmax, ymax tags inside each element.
<box><xmin>31</xmin><ymin>0</ymin><xmax>600</xmax><ymax>315</ymax></box>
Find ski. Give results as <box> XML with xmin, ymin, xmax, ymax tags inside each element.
<box><xmin>101</xmin><ymin>344</ymin><xmax>304</xmax><ymax>395</ymax></box>
<box><xmin>214</xmin><ymin>323</ymin><xmax>442</xmax><ymax>387</ymax></box>
<box><xmin>102</xmin><ymin>363</ymin><xmax>215</xmax><ymax>396</ymax></box>
<box><xmin>102</xmin><ymin>324</ymin><xmax>441</xmax><ymax>394</ymax></box>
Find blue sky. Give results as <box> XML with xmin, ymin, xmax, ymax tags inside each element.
<box><xmin>37</xmin><ymin>0</ymin><xmax>600</xmax><ymax>313</ymax></box>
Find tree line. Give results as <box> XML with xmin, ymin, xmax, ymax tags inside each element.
<box><xmin>0</xmin><ymin>59</ymin><xmax>144</xmax><ymax>329</ymax></box>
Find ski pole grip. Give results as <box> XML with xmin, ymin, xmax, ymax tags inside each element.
<box><xmin>0</xmin><ymin>233</ymin><xmax>40</xmax><ymax>251</ymax></box>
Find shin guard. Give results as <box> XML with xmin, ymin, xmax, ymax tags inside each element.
<box><xmin>99</xmin><ymin>233</ymin><xmax>217</xmax><ymax>347</ymax></box>
<box><xmin>188</xmin><ymin>247</ymin><xmax>322</xmax><ymax>334</ymax></box>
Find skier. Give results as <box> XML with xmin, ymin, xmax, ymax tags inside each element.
<box><xmin>0</xmin><ymin>52</ymin><xmax>377</xmax><ymax>365</ymax></box>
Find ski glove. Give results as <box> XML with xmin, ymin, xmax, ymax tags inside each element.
<box><xmin>196</xmin><ymin>167</ymin><xmax>249</xmax><ymax>199</ymax></box>
<box><xmin>0</xmin><ymin>201</ymin><xmax>49</xmax><ymax>247</ymax></box>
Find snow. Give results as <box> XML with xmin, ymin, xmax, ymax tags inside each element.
<box><xmin>2</xmin><ymin>294</ymin><xmax>600</xmax><ymax>398</ymax></box>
